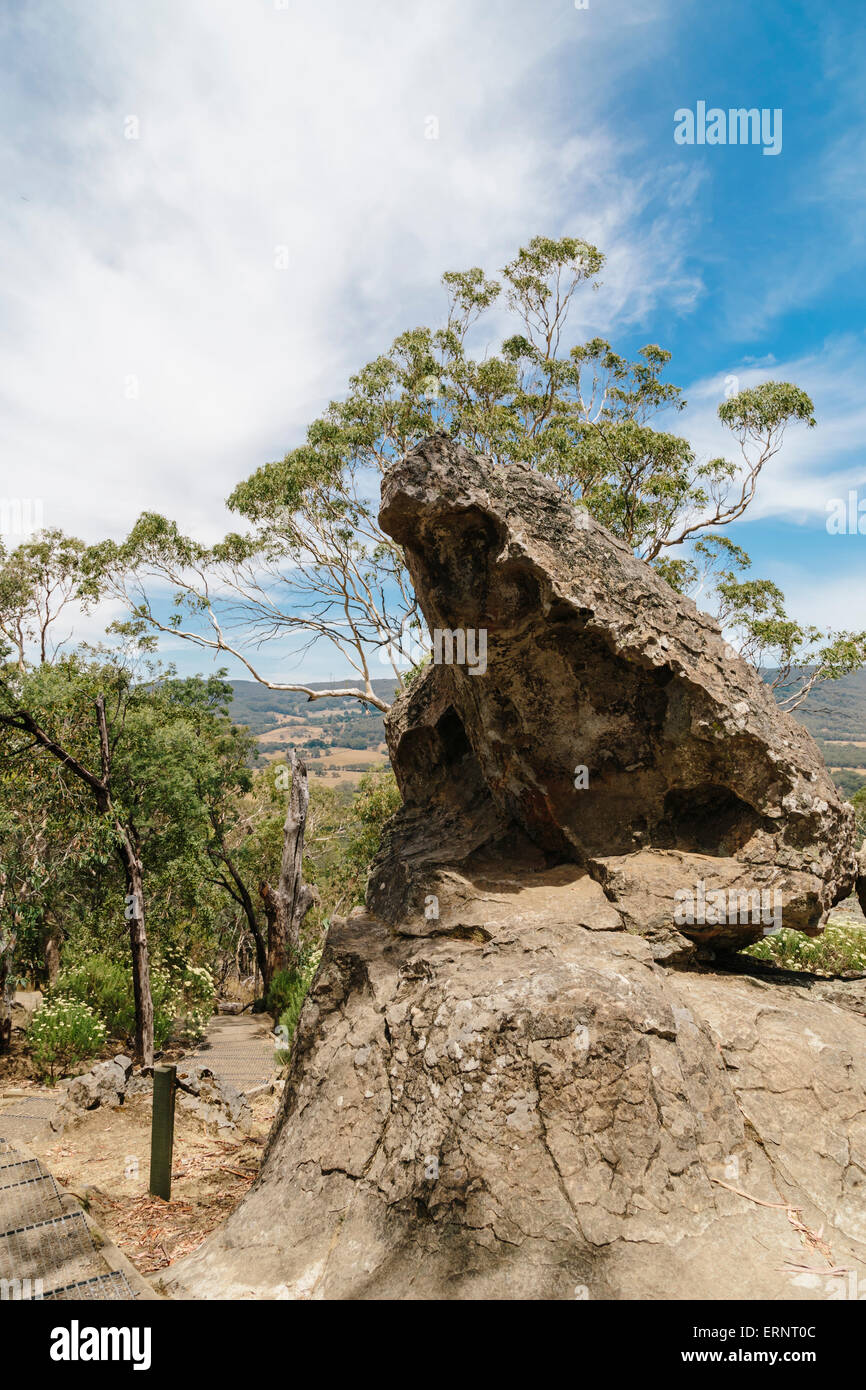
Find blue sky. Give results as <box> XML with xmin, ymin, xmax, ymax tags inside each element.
<box><xmin>1</xmin><ymin>0</ymin><xmax>864</xmax><ymax>682</ymax></box>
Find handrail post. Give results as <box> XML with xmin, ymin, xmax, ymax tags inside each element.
<box><xmin>149</xmin><ymin>1063</ymin><xmax>177</xmax><ymax>1200</ymax></box>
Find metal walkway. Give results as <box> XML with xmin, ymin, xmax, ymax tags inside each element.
<box><xmin>0</xmin><ymin>1137</ymin><xmax>135</xmax><ymax>1302</ymax></box>
<box><xmin>180</xmin><ymin>1012</ymin><xmax>278</xmax><ymax>1095</ymax></box>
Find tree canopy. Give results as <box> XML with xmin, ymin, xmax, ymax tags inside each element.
<box><xmin>86</xmin><ymin>234</ymin><xmax>865</xmax><ymax>711</ymax></box>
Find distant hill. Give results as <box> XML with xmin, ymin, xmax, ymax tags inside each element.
<box><xmin>226</xmin><ymin>678</ymin><xmax>397</xmax><ymax>787</ymax></box>
<box><xmin>787</xmin><ymin>669</ymin><xmax>866</xmax><ymax>802</ymax></box>
<box><xmin>225</xmin><ymin>668</ymin><xmax>866</xmax><ymax>800</ymax></box>
<box><xmin>227</xmin><ymin>677</ymin><xmax>398</xmax><ymax>735</ymax></box>
<box><xmin>793</xmin><ymin>668</ymin><xmax>866</xmax><ymax>742</ymax></box>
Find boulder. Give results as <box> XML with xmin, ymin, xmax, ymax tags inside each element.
<box><xmin>175</xmin><ymin>1063</ymin><xmax>252</xmax><ymax>1134</ymax></box>
<box><xmin>371</xmin><ymin>434</ymin><xmax>857</xmax><ymax>950</ymax></box>
<box><xmin>166</xmin><ymin>902</ymin><xmax>866</xmax><ymax>1300</ymax></box>
<box><xmin>65</xmin><ymin>1057</ymin><xmax>129</xmax><ymax>1111</ymax></box>
<box><xmin>10</xmin><ymin>990</ymin><xmax>42</xmax><ymax>1033</ymax></box>
<box><xmin>165</xmin><ymin>437</ymin><xmax>866</xmax><ymax>1301</ymax></box>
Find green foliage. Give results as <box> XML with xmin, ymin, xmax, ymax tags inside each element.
<box><xmin>717</xmin><ymin>381</ymin><xmax>816</xmax><ymax>434</ymax></box>
<box><xmin>851</xmin><ymin>785</ymin><xmax>866</xmax><ymax>837</ymax></box>
<box><xmin>51</xmin><ymin>949</ymin><xmax>214</xmax><ymax>1050</ymax></box>
<box><xmin>90</xmin><ymin>233</ymin><xmax>850</xmax><ymax>711</ymax></box>
<box><xmin>269</xmin><ymin>947</ymin><xmax>317</xmax><ymax>1023</ymax></box>
<box><xmin>745</xmin><ymin>917</ymin><xmax>866</xmax><ymax>976</ymax></box>
<box><xmin>273</xmin><ymin>948</ymin><xmax>321</xmax><ymax>1064</ymax></box>
<box><xmin>832</xmin><ymin>770</ymin><xmax>866</xmax><ymax>801</ymax></box>
<box><xmin>297</xmin><ymin>767</ymin><xmax>401</xmax><ymax>924</ymax></box>
<box><xmin>660</xmin><ymin>535</ymin><xmax>866</xmax><ymax>713</ymax></box>
<box><xmin>0</xmin><ymin>529</ymin><xmax>90</xmax><ymax>670</ymax></box>
<box><xmin>346</xmin><ymin>767</ymin><xmax>402</xmax><ymax>873</ymax></box>
<box><xmin>52</xmin><ymin>956</ymin><xmax>174</xmax><ymax>1049</ymax></box>
<box><xmin>28</xmin><ymin>999</ymin><xmax>107</xmax><ymax>1083</ymax></box>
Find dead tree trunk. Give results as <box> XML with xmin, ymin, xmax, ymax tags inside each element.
<box><xmin>260</xmin><ymin>751</ymin><xmax>317</xmax><ymax>998</ymax></box>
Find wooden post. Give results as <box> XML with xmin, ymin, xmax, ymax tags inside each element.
<box><xmin>149</xmin><ymin>1063</ymin><xmax>176</xmax><ymax>1200</ymax></box>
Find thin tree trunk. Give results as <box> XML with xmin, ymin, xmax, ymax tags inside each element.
<box><xmin>44</xmin><ymin>924</ymin><xmax>62</xmax><ymax>986</ymax></box>
<box><xmin>96</xmin><ymin>696</ymin><xmax>154</xmax><ymax>1067</ymax></box>
<box><xmin>0</xmin><ymin>688</ymin><xmax>157</xmax><ymax>1065</ymax></box>
<box><xmin>0</xmin><ymin>875</ymin><xmax>14</xmax><ymax>1056</ymax></box>
<box><xmin>210</xmin><ymin>814</ymin><xmax>269</xmax><ymax>990</ymax></box>
<box><xmin>118</xmin><ymin>836</ymin><xmax>154</xmax><ymax>1066</ymax></box>
<box><xmin>260</xmin><ymin>751</ymin><xmax>317</xmax><ymax>997</ymax></box>
<box><xmin>0</xmin><ymin>928</ymin><xmax>13</xmax><ymax>1057</ymax></box>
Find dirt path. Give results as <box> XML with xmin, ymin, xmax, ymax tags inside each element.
<box><xmin>0</xmin><ymin>1012</ymin><xmax>281</xmax><ymax>1297</ymax></box>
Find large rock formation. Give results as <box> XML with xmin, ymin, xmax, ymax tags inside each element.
<box><xmin>167</xmin><ymin>437</ymin><xmax>866</xmax><ymax>1300</ymax></box>
<box><xmin>371</xmin><ymin>434</ymin><xmax>856</xmax><ymax>957</ymax></box>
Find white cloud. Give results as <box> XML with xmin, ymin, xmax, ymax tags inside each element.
<box><xmin>0</xmin><ymin>0</ymin><xmax>695</xmax><ymax>551</ymax></box>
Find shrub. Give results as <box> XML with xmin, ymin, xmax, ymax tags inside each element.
<box><xmin>745</xmin><ymin>915</ymin><xmax>866</xmax><ymax>976</ymax></box>
<box><xmin>28</xmin><ymin>1000</ymin><xmax>107</xmax><ymax>1082</ymax></box>
<box><xmin>272</xmin><ymin>949</ymin><xmax>321</xmax><ymax>1065</ymax></box>
<box><xmin>161</xmin><ymin>946</ymin><xmax>215</xmax><ymax>1044</ymax></box>
<box><xmin>52</xmin><ymin>956</ymin><xmax>176</xmax><ymax>1049</ymax></box>
<box><xmin>51</xmin><ymin>949</ymin><xmax>214</xmax><ymax>1049</ymax></box>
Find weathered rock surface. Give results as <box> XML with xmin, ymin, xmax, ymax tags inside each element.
<box><xmin>10</xmin><ymin>989</ymin><xmax>42</xmax><ymax>1032</ymax></box>
<box><xmin>175</xmin><ymin>1063</ymin><xmax>253</xmax><ymax>1134</ymax></box>
<box><xmin>166</xmin><ymin>437</ymin><xmax>866</xmax><ymax>1301</ymax></box>
<box><xmin>64</xmin><ymin>1055</ymin><xmax>133</xmax><ymax>1112</ymax></box>
<box><xmin>59</xmin><ymin>1054</ymin><xmax>251</xmax><ymax>1135</ymax></box>
<box><xmin>166</xmin><ymin>894</ymin><xmax>866</xmax><ymax>1299</ymax></box>
<box><xmin>371</xmin><ymin>434</ymin><xmax>856</xmax><ymax>949</ymax></box>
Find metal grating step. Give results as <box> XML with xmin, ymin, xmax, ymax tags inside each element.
<box><xmin>0</xmin><ymin>1146</ymin><xmax>27</xmax><ymax>1170</ymax></box>
<box><xmin>180</xmin><ymin>1049</ymin><xmax>276</xmax><ymax>1092</ymax></box>
<box><xmin>0</xmin><ymin>1098</ymin><xmax>59</xmax><ymax>1119</ymax></box>
<box><xmin>0</xmin><ymin>1211</ymin><xmax>103</xmax><ymax>1288</ymax></box>
<box><xmin>0</xmin><ymin>1115</ymin><xmax>56</xmax><ymax>1144</ymax></box>
<box><xmin>0</xmin><ymin>1159</ymin><xmax>45</xmax><ymax>1187</ymax></box>
<box><xmin>0</xmin><ymin>1173</ymin><xmax>65</xmax><ymax>1230</ymax></box>
<box><xmin>44</xmin><ymin>1270</ymin><xmax>136</xmax><ymax>1301</ymax></box>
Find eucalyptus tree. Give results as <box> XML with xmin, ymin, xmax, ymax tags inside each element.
<box><xmin>0</xmin><ymin>530</ymin><xmax>88</xmax><ymax>671</ymax></box>
<box><xmin>0</xmin><ymin>656</ymin><xmax>264</xmax><ymax>1063</ymax></box>
<box><xmin>89</xmin><ymin>234</ymin><xmax>864</xmax><ymax>709</ymax></box>
<box><xmin>0</xmin><ymin>658</ymin><xmax>158</xmax><ymax>1062</ymax></box>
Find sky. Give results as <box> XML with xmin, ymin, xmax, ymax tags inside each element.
<box><xmin>1</xmin><ymin>0</ymin><xmax>865</xmax><ymax>682</ymax></box>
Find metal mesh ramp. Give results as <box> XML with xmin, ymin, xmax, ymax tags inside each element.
<box><xmin>0</xmin><ymin>1173</ymin><xmax>65</xmax><ymax>1230</ymax></box>
<box><xmin>0</xmin><ymin>1145</ymin><xmax>28</xmax><ymax>1170</ymax></box>
<box><xmin>0</xmin><ymin>1211</ymin><xmax>102</xmax><ymax>1289</ymax></box>
<box><xmin>0</xmin><ymin>1100</ymin><xmax>59</xmax><ymax>1145</ymax></box>
<box><xmin>0</xmin><ymin>1158</ymin><xmax>44</xmax><ymax>1187</ymax></box>
<box><xmin>44</xmin><ymin>1270</ymin><xmax>135</xmax><ymax>1301</ymax></box>
<box><xmin>180</xmin><ymin>1045</ymin><xmax>276</xmax><ymax>1093</ymax></box>
<box><xmin>0</xmin><ymin>1139</ymin><xmax>140</xmax><ymax>1301</ymax></box>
